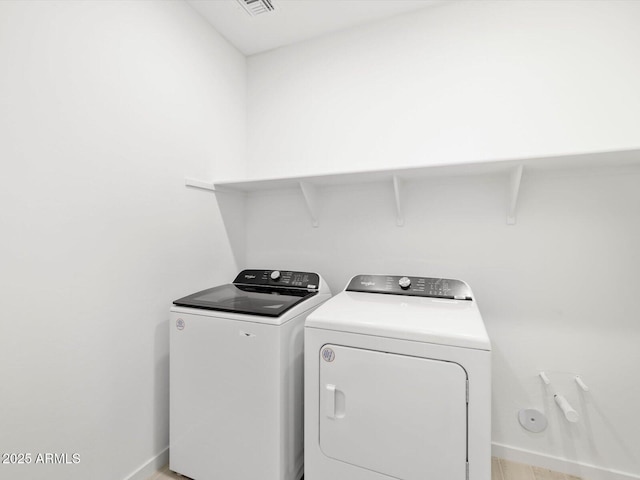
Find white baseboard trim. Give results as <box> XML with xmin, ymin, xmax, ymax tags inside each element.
<box><xmin>124</xmin><ymin>447</ymin><xmax>169</xmax><ymax>480</ymax></box>
<box><xmin>492</xmin><ymin>443</ymin><xmax>639</xmax><ymax>480</ymax></box>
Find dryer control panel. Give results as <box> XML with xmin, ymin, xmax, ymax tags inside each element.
<box><xmin>346</xmin><ymin>274</ymin><xmax>472</xmax><ymax>300</ymax></box>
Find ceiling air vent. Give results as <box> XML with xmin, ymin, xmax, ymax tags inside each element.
<box><xmin>236</xmin><ymin>0</ymin><xmax>275</xmax><ymax>16</ymax></box>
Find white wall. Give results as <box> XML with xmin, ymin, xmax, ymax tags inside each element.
<box><xmin>244</xmin><ymin>1</ymin><xmax>640</xmax><ymax>478</ymax></box>
<box><xmin>244</xmin><ymin>169</ymin><xmax>640</xmax><ymax>479</ymax></box>
<box><xmin>0</xmin><ymin>2</ymin><xmax>245</xmax><ymax>479</ymax></box>
<box><xmin>247</xmin><ymin>0</ymin><xmax>640</xmax><ymax>179</ymax></box>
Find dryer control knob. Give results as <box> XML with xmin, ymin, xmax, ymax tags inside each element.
<box><xmin>270</xmin><ymin>270</ymin><xmax>281</xmax><ymax>281</ymax></box>
<box><xmin>399</xmin><ymin>276</ymin><xmax>411</xmax><ymax>289</ymax></box>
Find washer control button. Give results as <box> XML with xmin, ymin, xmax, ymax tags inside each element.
<box><xmin>398</xmin><ymin>276</ymin><xmax>411</xmax><ymax>290</ymax></box>
<box><xmin>270</xmin><ymin>270</ymin><xmax>281</xmax><ymax>281</ymax></box>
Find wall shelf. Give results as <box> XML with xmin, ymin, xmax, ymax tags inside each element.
<box><xmin>185</xmin><ymin>148</ymin><xmax>640</xmax><ymax>226</ymax></box>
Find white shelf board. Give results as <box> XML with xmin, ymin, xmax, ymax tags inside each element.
<box><xmin>210</xmin><ymin>149</ymin><xmax>640</xmax><ymax>193</ymax></box>
<box><xmin>187</xmin><ymin>148</ymin><xmax>640</xmax><ymax>226</ymax></box>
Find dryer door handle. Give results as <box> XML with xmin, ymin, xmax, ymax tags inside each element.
<box><xmin>325</xmin><ymin>384</ymin><xmax>336</xmax><ymax>419</ymax></box>
<box><xmin>325</xmin><ymin>384</ymin><xmax>346</xmax><ymax>419</ymax></box>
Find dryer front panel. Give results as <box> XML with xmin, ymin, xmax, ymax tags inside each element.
<box><xmin>319</xmin><ymin>344</ymin><xmax>467</xmax><ymax>480</ymax></box>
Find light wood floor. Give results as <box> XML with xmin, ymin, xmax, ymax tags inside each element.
<box><xmin>149</xmin><ymin>458</ymin><xmax>583</xmax><ymax>480</ymax></box>
<box><xmin>493</xmin><ymin>457</ymin><xmax>582</xmax><ymax>480</ymax></box>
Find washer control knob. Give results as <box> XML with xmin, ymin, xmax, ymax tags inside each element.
<box><xmin>270</xmin><ymin>270</ymin><xmax>281</xmax><ymax>281</ymax></box>
<box><xmin>399</xmin><ymin>276</ymin><xmax>411</xmax><ymax>290</ymax></box>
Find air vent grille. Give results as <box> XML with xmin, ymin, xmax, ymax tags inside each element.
<box><xmin>236</xmin><ymin>0</ymin><xmax>275</xmax><ymax>17</ymax></box>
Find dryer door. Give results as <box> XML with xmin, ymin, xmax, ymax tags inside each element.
<box><xmin>319</xmin><ymin>344</ymin><xmax>467</xmax><ymax>480</ymax></box>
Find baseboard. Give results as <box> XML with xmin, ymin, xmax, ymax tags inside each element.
<box><xmin>492</xmin><ymin>443</ymin><xmax>639</xmax><ymax>480</ymax></box>
<box><xmin>122</xmin><ymin>444</ymin><xmax>640</xmax><ymax>480</ymax></box>
<box><xmin>123</xmin><ymin>447</ymin><xmax>169</xmax><ymax>480</ymax></box>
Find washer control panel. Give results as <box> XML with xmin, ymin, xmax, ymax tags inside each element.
<box><xmin>346</xmin><ymin>274</ymin><xmax>472</xmax><ymax>300</ymax></box>
<box><xmin>234</xmin><ymin>270</ymin><xmax>320</xmax><ymax>290</ymax></box>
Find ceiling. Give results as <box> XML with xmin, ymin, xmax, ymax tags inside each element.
<box><xmin>186</xmin><ymin>0</ymin><xmax>444</xmax><ymax>56</ymax></box>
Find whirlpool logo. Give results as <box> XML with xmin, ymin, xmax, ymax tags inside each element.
<box><xmin>321</xmin><ymin>348</ymin><xmax>335</xmax><ymax>362</ymax></box>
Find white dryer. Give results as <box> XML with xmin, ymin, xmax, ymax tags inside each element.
<box><xmin>170</xmin><ymin>269</ymin><xmax>330</xmax><ymax>480</ymax></box>
<box><xmin>304</xmin><ymin>274</ymin><xmax>491</xmax><ymax>480</ymax></box>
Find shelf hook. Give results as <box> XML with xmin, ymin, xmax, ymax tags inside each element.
<box><xmin>393</xmin><ymin>175</ymin><xmax>404</xmax><ymax>227</ymax></box>
<box><xmin>299</xmin><ymin>181</ymin><xmax>320</xmax><ymax>227</ymax></box>
<box><xmin>507</xmin><ymin>165</ymin><xmax>524</xmax><ymax>225</ymax></box>
<box><xmin>539</xmin><ymin>371</ymin><xmax>551</xmax><ymax>385</ymax></box>
<box><xmin>575</xmin><ymin>376</ymin><xmax>590</xmax><ymax>392</ymax></box>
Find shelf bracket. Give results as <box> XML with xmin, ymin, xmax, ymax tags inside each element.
<box><xmin>185</xmin><ymin>177</ymin><xmax>216</xmax><ymax>192</ymax></box>
<box><xmin>507</xmin><ymin>165</ymin><xmax>524</xmax><ymax>225</ymax></box>
<box><xmin>299</xmin><ymin>181</ymin><xmax>320</xmax><ymax>227</ymax></box>
<box><xmin>393</xmin><ymin>175</ymin><xmax>404</xmax><ymax>226</ymax></box>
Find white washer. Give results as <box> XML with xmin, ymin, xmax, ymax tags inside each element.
<box><xmin>305</xmin><ymin>274</ymin><xmax>491</xmax><ymax>480</ymax></box>
<box><xmin>170</xmin><ymin>269</ymin><xmax>331</xmax><ymax>480</ymax></box>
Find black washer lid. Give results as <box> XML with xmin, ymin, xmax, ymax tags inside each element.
<box><xmin>173</xmin><ymin>284</ymin><xmax>317</xmax><ymax>317</ymax></box>
<box><xmin>172</xmin><ymin>269</ymin><xmax>321</xmax><ymax>317</ymax></box>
